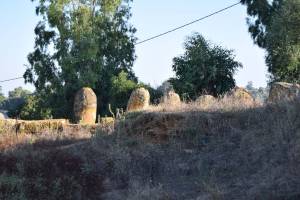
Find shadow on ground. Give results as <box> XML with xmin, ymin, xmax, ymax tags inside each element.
<box><xmin>0</xmin><ymin>101</ymin><xmax>300</xmax><ymax>200</ymax></box>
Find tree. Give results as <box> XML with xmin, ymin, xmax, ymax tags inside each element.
<box><xmin>0</xmin><ymin>87</ymin><xmax>31</xmax><ymax>118</ymax></box>
<box><xmin>25</xmin><ymin>0</ymin><xmax>137</xmax><ymax>119</ymax></box>
<box><xmin>1</xmin><ymin>98</ymin><xmax>26</xmax><ymax>118</ymax></box>
<box><xmin>0</xmin><ymin>86</ymin><xmax>5</xmax><ymax>103</ymax></box>
<box><xmin>20</xmin><ymin>95</ymin><xmax>52</xmax><ymax>120</ymax></box>
<box><xmin>246</xmin><ymin>81</ymin><xmax>254</xmax><ymax>91</ymax></box>
<box><xmin>8</xmin><ymin>87</ymin><xmax>31</xmax><ymax>98</ymax></box>
<box><xmin>109</xmin><ymin>71</ymin><xmax>139</xmax><ymax>111</ymax></box>
<box><xmin>170</xmin><ymin>33</ymin><xmax>242</xmax><ymax>99</ymax></box>
<box><xmin>241</xmin><ymin>0</ymin><xmax>300</xmax><ymax>83</ymax></box>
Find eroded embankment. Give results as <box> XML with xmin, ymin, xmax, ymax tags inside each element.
<box><xmin>0</xmin><ymin>101</ymin><xmax>299</xmax><ymax>199</ymax></box>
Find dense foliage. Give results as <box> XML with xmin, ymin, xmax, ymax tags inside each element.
<box><xmin>0</xmin><ymin>87</ymin><xmax>5</xmax><ymax>104</ymax></box>
<box><xmin>20</xmin><ymin>95</ymin><xmax>52</xmax><ymax>120</ymax></box>
<box><xmin>241</xmin><ymin>0</ymin><xmax>300</xmax><ymax>83</ymax></box>
<box><xmin>109</xmin><ymin>71</ymin><xmax>139</xmax><ymax>112</ymax></box>
<box><xmin>25</xmin><ymin>0</ymin><xmax>137</xmax><ymax>119</ymax></box>
<box><xmin>170</xmin><ymin>33</ymin><xmax>242</xmax><ymax>99</ymax></box>
<box><xmin>0</xmin><ymin>87</ymin><xmax>32</xmax><ymax>118</ymax></box>
<box><xmin>8</xmin><ymin>87</ymin><xmax>31</xmax><ymax>99</ymax></box>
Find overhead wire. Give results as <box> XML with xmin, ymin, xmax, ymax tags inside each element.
<box><xmin>0</xmin><ymin>1</ymin><xmax>242</xmax><ymax>83</ymax></box>
<box><xmin>135</xmin><ymin>1</ymin><xmax>241</xmax><ymax>45</ymax></box>
<box><xmin>0</xmin><ymin>77</ymin><xmax>23</xmax><ymax>83</ymax></box>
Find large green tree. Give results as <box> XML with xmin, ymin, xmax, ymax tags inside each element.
<box><xmin>241</xmin><ymin>0</ymin><xmax>300</xmax><ymax>83</ymax></box>
<box><xmin>170</xmin><ymin>33</ymin><xmax>242</xmax><ymax>99</ymax></box>
<box><xmin>25</xmin><ymin>0</ymin><xmax>137</xmax><ymax>119</ymax></box>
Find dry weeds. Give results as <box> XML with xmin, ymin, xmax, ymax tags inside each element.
<box><xmin>0</xmin><ymin>97</ymin><xmax>299</xmax><ymax>199</ymax></box>
<box><xmin>147</xmin><ymin>95</ymin><xmax>262</xmax><ymax>113</ymax></box>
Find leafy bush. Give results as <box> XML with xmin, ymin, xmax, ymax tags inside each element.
<box><xmin>109</xmin><ymin>71</ymin><xmax>139</xmax><ymax>112</ymax></box>
<box><xmin>20</xmin><ymin>95</ymin><xmax>52</xmax><ymax>120</ymax></box>
<box><xmin>0</xmin><ymin>98</ymin><xmax>26</xmax><ymax>118</ymax></box>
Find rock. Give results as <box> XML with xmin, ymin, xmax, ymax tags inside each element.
<box><xmin>0</xmin><ymin>113</ymin><xmax>6</xmax><ymax>120</ymax></box>
<box><xmin>268</xmin><ymin>82</ymin><xmax>300</xmax><ymax>103</ymax></box>
<box><xmin>227</xmin><ymin>87</ymin><xmax>255</xmax><ymax>105</ymax></box>
<box><xmin>127</xmin><ymin>88</ymin><xmax>150</xmax><ymax>112</ymax></box>
<box><xmin>74</xmin><ymin>87</ymin><xmax>97</xmax><ymax>124</ymax></box>
<box><xmin>160</xmin><ymin>91</ymin><xmax>181</xmax><ymax>106</ymax></box>
<box><xmin>0</xmin><ymin>110</ymin><xmax>8</xmax><ymax>119</ymax></box>
<box><xmin>196</xmin><ymin>95</ymin><xmax>215</xmax><ymax>106</ymax></box>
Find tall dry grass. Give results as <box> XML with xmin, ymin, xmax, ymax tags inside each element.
<box><xmin>0</xmin><ymin>96</ymin><xmax>299</xmax><ymax>199</ymax></box>
<box><xmin>147</xmin><ymin>94</ymin><xmax>262</xmax><ymax>113</ymax></box>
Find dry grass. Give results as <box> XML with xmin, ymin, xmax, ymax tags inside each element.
<box><xmin>147</xmin><ymin>95</ymin><xmax>262</xmax><ymax>113</ymax></box>
<box><xmin>0</xmin><ymin>97</ymin><xmax>299</xmax><ymax>199</ymax></box>
<box><xmin>0</xmin><ymin>118</ymin><xmax>115</xmax><ymax>152</ymax></box>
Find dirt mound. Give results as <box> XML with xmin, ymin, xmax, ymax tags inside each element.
<box><xmin>123</xmin><ymin>112</ymin><xmax>186</xmax><ymax>141</ymax></box>
<box><xmin>1</xmin><ymin>101</ymin><xmax>300</xmax><ymax>199</ymax></box>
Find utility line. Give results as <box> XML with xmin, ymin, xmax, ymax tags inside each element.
<box><xmin>0</xmin><ymin>77</ymin><xmax>23</xmax><ymax>83</ymax></box>
<box><xmin>135</xmin><ymin>1</ymin><xmax>241</xmax><ymax>45</ymax></box>
<box><xmin>0</xmin><ymin>1</ymin><xmax>241</xmax><ymax>83</ymax></box>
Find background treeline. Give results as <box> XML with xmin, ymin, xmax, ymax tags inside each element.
<box><xmin>1</xmin><ymin>0</ymin><xmax>299</xmax><ymax>120</ymax></box>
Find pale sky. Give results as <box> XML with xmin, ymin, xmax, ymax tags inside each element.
<box><xmin>0</xmin><ymin>0</ymin><xmax>268</xmax><ymax>96</ymax></box>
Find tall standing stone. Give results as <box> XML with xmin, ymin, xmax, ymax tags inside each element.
<box><xmin>196</xmin><ymin>95</ymin><xmax>215</xmax><ymax>106</ymax></box>
<box><xmin>160</xmin><ymin>91</ymin><xmax>181</xmax><ymax>106</ymax></box>
<box><xmin>227</xmin><ymin>87</ymin><xmax>255</xmax><ymax>106</ymax></box>
<box><xmin>74</xmin><ymin>87</ymin><xmax>97</xmax><ymax>124</ymax></box>
<box><xmin>127</xmin><ymin>88</ymin><xmax>150</xmax><ymax>112</ymax></box>
<box><xmin>268</xmin><ymin>82</ymin><xmax>300</xmax><ymax>103</ymax></box>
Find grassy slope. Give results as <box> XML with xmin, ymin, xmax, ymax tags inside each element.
<box><xmin>0</xmin><ymin>100</ymin><xmax>299</xmax><ymax>200</ymax></box>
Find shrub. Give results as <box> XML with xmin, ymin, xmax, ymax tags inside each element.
<box><xmin>170</xmin><ymin>33</ymin><xmax>242</xmax><ymax>99</ymax></box>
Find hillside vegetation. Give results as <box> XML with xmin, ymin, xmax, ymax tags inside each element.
<box><xmin>0</xmin><ymin>97</ymin><xmax>299</xmax><ymax>200</ymax></box>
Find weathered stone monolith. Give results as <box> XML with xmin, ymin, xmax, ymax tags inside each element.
<box><xmin>160</xmin><ymin>91</ymin><xmax>181</xmax><ymax>106</ymax></box>
<box><xmin>228</xmin><ymin>87</ymin><xmax>255</xmax><ymax>105</ymax></box>
<box><xmin>74</xmin><ymin>87</ymin><xmax>97</xmax><ymax>124</ymax></box>
<box><xmin>127</xmin><ymin>88</ymin><xmax>150</xmax><ymax>112</ymax></box>
<box><xmin>268</xmin><ymin>82</ymin><xmax>300</xmax><ymax>103</ymax></box>
<box><xmin>196</xmin><ymin>95</ymin><xmax>215</xmax><ymax>106</ymax></box>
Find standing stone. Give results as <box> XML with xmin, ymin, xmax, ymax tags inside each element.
<box><xmin>160</xmin><ymin>91</ymin><xmax>181</xmax><ymax>106</ymax></box>
<box><xmin>0</xmin><ymin>113</ymin><xmax>6</xmax><ymax>120</ymax></box>
<box><xmin>74</xmin><ymin>87</ymin><xmax>97</xmax><ymax>124</ymax></box>
<box><xmin>196</xmin><ymin>95</ymin><xmax>215</xmax><ymax>106</ymax></box>
<box><xmin>127</xmin><ymin>88</ymin><xmax>150</xmax><ymax>112</ymax></box>
<box><xmin>0</xmin><ymin>110</ymin><xmax>8</xmax><ymax>120</ymax></box>
<box><xmin>268</xmin><ymin>82</ymin><xmax>300</xmax><ymax>103</ymax></box>
<box><xmin>228</xmin><ymin>87</ymin><xmax>255</xmax><ymax>105</ymax></box>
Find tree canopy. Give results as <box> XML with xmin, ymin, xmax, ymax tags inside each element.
<box><xmin>0</xmin><ymin>87</ymin><xmax>31</xmax><ymax>118</ymax></box>
<box><xmin>170</xmin><ymin>33</ymin><xmax>242</xmax><ymax>99</ymax></box>
<box><xmin>241</xmin><ymin>0</ymin><xmax>300</xmax><ymax>83</ymax></box>
<box><xmin>25</xmin><ymin>0</ymin><xmax>137</xmax><ymax>119</ymax></box>
<box><xmin>8</xmin><ymin>87</ymin><xmax>31</xmax><ymax>99</ymax></box>
<box><xmin>0</xmin><ymin>86</ymin><xmax>5</xmax><ymax>103</ymax></box>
